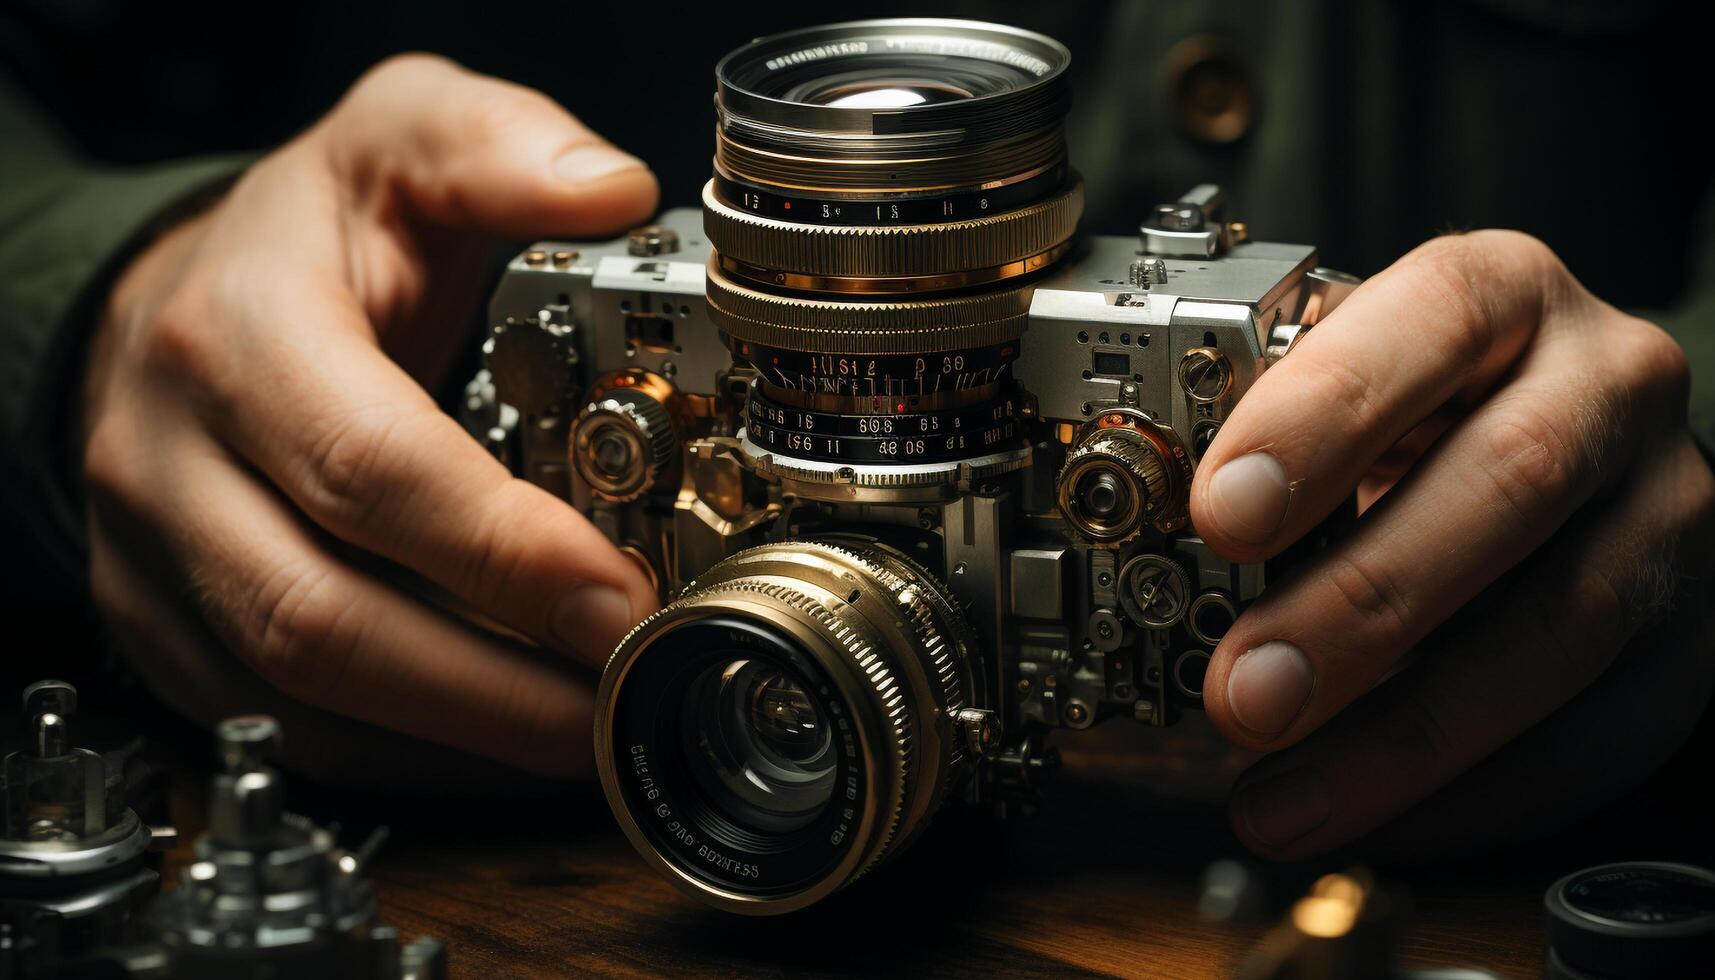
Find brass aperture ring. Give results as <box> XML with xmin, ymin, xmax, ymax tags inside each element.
<box><xmin>703</xmin><ymin>179</ymin><xmax>1083</xmax><ymax>286</ymax></box>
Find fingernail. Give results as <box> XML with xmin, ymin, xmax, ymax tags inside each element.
<box><xmin>1236</xmin><ymin>768</ymin><xmax>1331</xmax><ymax>848</ymax></box>
<box><xmin>551</xmin><ymin>584</ymin><xmax>635</xmax><ymax>655</ymax></box>
<box><xmin>1208</xmin><ymin>452</ymin><xmax>1290</xmax><ymax>543</ymax></box>
<box><xmin>1227</xmin><ymin>640</ymin><xmax>1314</xmax><ymax>737</ymax></box>
<box><xmin>553</xmin><ymin>145</ymin><xmax>647</xmax><ymax>184</ymax></box>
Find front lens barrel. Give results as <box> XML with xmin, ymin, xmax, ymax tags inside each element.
<box><xmin>594</xmin><ymin>542</ymin><xmax>978</xmax><ymax>914</ymax></box>
<box><xmin>713</xmin><ymin>19</ymin><xmax>1072</xmax><ymax>205</ymax></box>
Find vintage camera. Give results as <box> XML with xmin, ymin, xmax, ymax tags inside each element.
<box><xmin>469</xmin><ymin>19</ymin><xmax>1356</xmax><ymax>914</ymax></box>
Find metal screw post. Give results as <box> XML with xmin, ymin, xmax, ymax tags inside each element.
<box><xmin>218</xmin><ymin>715</ymin><xmax>282</xmax><ymax>774</ymax></box>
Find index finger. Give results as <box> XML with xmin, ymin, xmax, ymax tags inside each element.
<box><xmin>1189</xmin><ymin>231</ymin><xmax>1567</xmax><ymax>561</ymax></box>
<box><xmin>178</xmin><ymin>280</ymin><xmax>657</xmax><ymax>666</ymax></box>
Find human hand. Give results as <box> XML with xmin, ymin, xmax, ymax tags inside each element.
<box><xmin>1190</xmin><ymin>231</ymin><xmax>1715</xmax><ymax>858</ymax></box>
<box><xmin>81</xmin><ymin>55</ymin><xmax>660</xmax><ymax>777</ymax></box>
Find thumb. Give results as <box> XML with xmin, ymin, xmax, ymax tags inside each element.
<box><xmin>321</xmin><ymin>53</ymin><xmax>659</xmax><ymax>239</ymax></box>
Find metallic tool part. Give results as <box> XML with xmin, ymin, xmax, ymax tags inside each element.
<box><xmin>628</xmin><ymin>224</ymin><xmax>681</xmax><ymax>257</ymax></box>
<box><xmin>1141</xmin><ymin>184</ymin><xmax>1229</xmax><ymax>258</ymax></box>
<box><xmin>1057</xmin><ymin>410</ymin><xmax>1191</xmax><ymax>544</ymax></box>
<box><xmin>148</xmin><ymin>716</ymin><xmax>446</xmax><ymax>979</ymax></box>
<box><xmin>1128</xmin><ymin>256</ymin><xmax>1168</xmax><ymax>288</ymax></box>
<box><xmin>0</xmin><ymin>681</ymin><xmax>162</xmax><ymax>976</ymax></box>
<box><xmin>482</xmin><ymin>308</ymin><xmax>578</xmax><ymax>418</ymax></box>
<box><xmin>573</xmin><ymin>386</ymin><xmax>677</xmax><ymax>503</ymax></box>
<box><xmin>1187</xmin><ymin>591</ymin><xmax>1239</xmax><ymax>646</ymax></box>
<box><xmin>1178</xmin><ymin>347</ymin><xmax>1233</xmax><ymax>403</ymax></box>
<box><xmin>1117</xmin><ymin>555</ymin><xmax>1192</xmax><ymax>629</ymax></box>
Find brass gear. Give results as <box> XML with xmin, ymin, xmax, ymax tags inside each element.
<box><xmin>1056</xmin><ymin>423</ymin><xmax>1179</xmax><ymax>545</ymax></box>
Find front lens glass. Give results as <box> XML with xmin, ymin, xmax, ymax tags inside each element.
<box><xmin>682</xmin><ymin>657</ymin><xmax>837</xmax><ymax>833</ymax></box>
<box><xmin>776</xmin><ymin>58</ymin><xmax>1021</xmax><ymax>107</ymax></box>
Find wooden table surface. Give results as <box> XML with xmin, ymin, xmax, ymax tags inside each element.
<box><xmin>156</xmin><ymin>715</ymin><xmax>1554</xmax><ymax>980</ymax></box>
<box><xmin>21</xmin><ymin>658</ymin><xmax>1705</xmax><ymax>980</ymax></box>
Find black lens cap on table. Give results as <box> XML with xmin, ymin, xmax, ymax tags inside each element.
<box><xmin>1545</xmin><ymin>861</ymin><xmax>1715</xmax><ymax>978</ymax></box>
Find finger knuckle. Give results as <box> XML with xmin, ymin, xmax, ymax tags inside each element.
<box><xmin>245</xmin><ymin>559</ymin><xmax>359</xmax><ymax>698</ymax></box>
<box><xmin>303</xmin><ymin>411</ymin><xmax>408</xmax><ymax>528</ymax></box>
<box><xmin>82</xmin><ymin>419</ymin><xmax>140</xmax><ymax>504</ymax></box>
<box><xmin>1481</xmin><ymin>398</ymin><xmax>1587</xmax><ymax>518</ymax></box>
<box><xmin>1405</xmin><ymin>235</ymin><xmax>1499</xmax><ymax>368</ymax></box>
<box><xmin>355</xmin><ymin>52</ymin><xmax>460</xmax><ymax>96</ymax></box>
<box><xmin>455</xmin><ymin>80</ymin><xmax>564</xmax><ymax>144</ymax></box>
<box><xmin>1616</xmin><ymin>317</ymin><xmax>1691</xmax><ymax>412</ymax></box>
<box><xmin>454</xmin><ymin>495</ymin><xmax>530</xmax><ymax>610</ymax></box>
<box><xmin>1322</xmin><ymin>551</ymin><xmax>1415</xmax><ymax>638</ymax></box>
<box><xmin>141</xmin><ymin>293</ymin><xmax>220</xmax><ymax>385</ymax></box>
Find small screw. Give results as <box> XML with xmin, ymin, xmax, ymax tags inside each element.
<box><xmin>551</xmin><ymin>249</ymin><xmax>576</xmax><ymax>267</ymax></box>
<box><xmin>524</xmin><ymin>249</ymin><xmax>547</xmax><ymax>266</ymax></box>
<box><xmin>1065</xmin><ymin>701</ymin><xmax>1090</xmax><ymax>725</ymax></box>
<box><xmin>1097</xmin><ymin>621</ymin><xmax>1114</xmax><ymax>639</ymax></box>
<box><xmin>1179</xmin><ymin>348</ymin><xmax>1232</xmax><ymax>402</ymax></box>
<box><xmin>627</xmin><ymin>224</ymin><xmax>680</xmax><ymax>257</ymax></box>
<box><xmin>1097</xmin><ymin>571</ymin><xmax>1113</xmax><ymax>588</ymax></box>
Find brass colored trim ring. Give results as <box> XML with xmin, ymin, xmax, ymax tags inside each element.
<box><xmin>702</xmin><ymin>179</ymin><xmax>1083</xmax><ymax>280</ymax></box>
<box><xmin>705</xmin><ymin>260</ymin><xmax>1032</xmax><ymax>354</ymax></box>
<box><xmin>715</xmin><ymin>239</ymin><xmax>1071</xmax><ymax>296</ymax></box>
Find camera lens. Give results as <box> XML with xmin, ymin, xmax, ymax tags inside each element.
<box><xmin>699</xmin><ymin>19</ymin><xmax>1081</xmax><ymax>485</ymax></box>
<box><xmin>1079</xmin><ymin>471</ymin><xmax>1128</xmax><ymax>519</ymax></box>
<box><xmin>711</xmin><ymin>19</ymin><xmax>1073</xmax><ymax>225</ymax></box>
<box><xmin>681</xmin><ymin>658</ymin><xmax>836</xmax><ymax>833</ymax></box>
<box><xmin>595</xmin><ymin>541</ymin><xmax>980</xmax><ymax>914</ymax></box>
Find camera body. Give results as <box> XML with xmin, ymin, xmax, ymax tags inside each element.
<box><xmin>467</xmin><ymin>13</ymin><xmax>1359</xmax><ymax>916</ymax></box>
<box><xmin>474</xmin><ymin>188</ymin><xmax>1352</xmax><ymax>777</ymax></box>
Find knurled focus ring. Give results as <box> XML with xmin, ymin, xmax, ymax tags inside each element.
<box><xmin>702</xmin><ymin>179</ymin><xmax>1083</xmax><ymax>281</ymax></box>
<box><xmin>706</xmin><ymin>260</ymin><xmax>1031</xmax><ymax>354</ymax></box>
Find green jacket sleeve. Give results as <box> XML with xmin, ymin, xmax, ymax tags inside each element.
<box><xmin>0</xmin><ymin>71</ymin><xmax>252</xmax><ymax>589</ymax></box>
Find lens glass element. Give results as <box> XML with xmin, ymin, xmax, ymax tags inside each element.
<box><xmin>681</xmin><ymin>658</ymin><xmax>836</xmax><ymax>833</ymax></box>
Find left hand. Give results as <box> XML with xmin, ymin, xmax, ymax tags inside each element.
<box><xmin>1189</xmin><ymin>230</ymin><xmax>1715</xmax><ymax>859</ymax></box>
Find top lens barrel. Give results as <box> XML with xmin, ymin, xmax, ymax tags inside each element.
<box><xmin>705</xmin><ymin>19</ymin><xmax>1079</xmax><ymax>471</ymax></box>
<box><xmin>706</xmin><ymin>19</ymin><xmax>1080</xmax><ymax>290</ymax></box>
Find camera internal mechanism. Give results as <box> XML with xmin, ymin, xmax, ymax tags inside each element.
<box><xmin>473</xmin><ymin>17</ymin><xmax>1358</xmax><ymax>914</ymax></box>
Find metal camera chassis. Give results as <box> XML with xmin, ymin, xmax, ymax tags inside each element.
<box><xmin>469</xmin><ymin>185</ymin><xmax>1355</xmax><ymax>803</ymax></box>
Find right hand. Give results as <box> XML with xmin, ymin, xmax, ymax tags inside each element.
<box><xmin>80</xmin><ymin>55</ymin><xmax>661</xmax><ymax>778</ymax></box>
